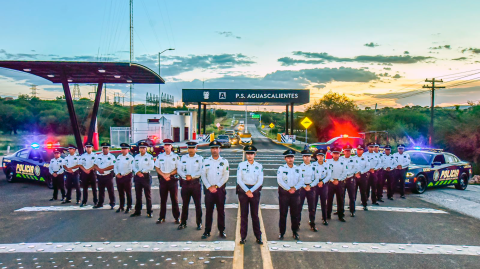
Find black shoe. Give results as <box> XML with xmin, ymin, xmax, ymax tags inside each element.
<box><xmin>116</xmin><ymin>208</ymin><xmax>124</xmax><ymax>213</ymax></box>
<box><xmin>310</xmin><ymin>225</ymin><xmax>318</xmax><ymax>232</ymax></box>
<box><xmin>401</xmin><ymin>195</ymin><xmax>406</xmax><ymax>199</ymax></box>
<box><xmin>178</xmin><ymin>224</ymin><xmax>187</xmax><ymax>230</ymax></box>
<box><xmin>197</xmin><ymin>224</ymin><xmax>202</xmax><ymax>230</ymax></box>
<box><xmin>378</xmin><ymin>199</ymin><xmax>384</xmax><ymax>202</ymax></box>
<box><xmin>125</xmin><ymin>208</ymin><xmax>131</xmax><ymax>214</ymax></box>
<box><xmin>339</xmin><ymin>217</ymin><xmax>346</xmax><ymax>222</ymax></box>
<box><xmin>372</xmin><ymin>202</ymin><xmax>380</xmax><ymax>206</ymax></box>
<box><xmin>201</xmin><ymin>233</ymin><xmax>210</xmax><ymax>239</ymax></box>
<box><xmin>156</xmin><ymin>218</ymin><xmax>166</xmax><ymax>224</ymax></box>
<box><xmin>256</xmin><ymin>238</ymin><xmax>263</xmax><ymax>245</ymax></box>
<box><xmin>130</xmin><ymin>212</ymin><xmax>141</xmax><ymax>217</ymax></box>
<box><xmin>388</xmin><ymin>197</ymin><xmax>394</xmax><ymax>201</ymax></box>
<box><xmin>350</xmin><ymin>212</ymin><xmax>355</xmax><ymax>217</ymax></box>
<box><xmin>293</xmin><ymin>232</ymin><xmax>300</xmax><ymax>240</ymax></box>
<box><xmin>93</xmin><ymin>205</ymin><xmax>103</xmax><ymax>209</ymax></box>
<box><xmin>76</xmin><ymin>201</ymin><xmax>80</xmax><ymax>205</ymax></box>
<box><xmin>60</xmin><ymin>198</ymin><xmax>65</xmax><ymax>202</ymax></box>
<box><xmin>49</xmin><ymin>198</ymin><xmax>56</xmax><ymax>201</ymax></box>
<box><xmin>110</xmin><ymin>205</ymin><xmax>114</xmax><ymax>210</ymax></box>
<box><xmin>323</xmin><ymin>220</ymin><xmax>328</xmax><ymax>226</ymax></box>
<box><xmin>219</xmin><ymin>232</ymin><xmax>227</xmax><ymax>239</ymax></box>
<box><xmin>240</xmin><ymin>239</ymin><xmax>246</xmax><ymax>244</ymax></box>
<box><xmin>363</xmin><ymin>206</ymin><xmax>368</xmax><ymax>211</ymax></box>
<box><xmin>174</xmin><ymin>219</ymin><xmax>180</xmax><ymax>224</ymax></box>
<box><xmin>279</xmin><ymin>234</ymin><xmax>284</xmax><ymax>240</ymax></box>
<box><xmin>79</xmin><ymin>203</ymin><xmax>86</xmax><ymax>207</ymax></box>
<box><xmin>146</xmin><ymin>213</ymin><xmax>152</xmax><ymax>218</ymax></box>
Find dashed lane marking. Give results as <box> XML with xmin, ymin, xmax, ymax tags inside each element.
<box><xmin>0</xmin><ymin>241</ymin><xmax>234</xmax><ymax>253</ymax></box>
<box><xmin>267</xmin><ymin>241</ymin><xmax>480</xmax><ymax>256</ymax></box>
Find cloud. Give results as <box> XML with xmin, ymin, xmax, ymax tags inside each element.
<box><xmin>288</xmin><ymin>51</ymin><xmax>433</xmax><ymax>64</ymax></box>
<box><xmin>0</xmin><ymin>49</ymin><xmax>41</xmax><ymax>60</ymax></box>
<box><xmin>429</xmin><ymin>45</ymin><xmax>451</xmax><ymax>50</ymax></box>
<box><xmin>277</xmin><ymin>57</ymin><xmax>325</xmax><ymax>66</ymax></box>
<box><xmin>364</xmin><ymin>42</ymin><xmax>380</xmax><ymax>48</ymax></box>
<box><xmin>461</xmin><ymin>48</ymin><xmax>480</xmax><ymax>54</ymax></box>
<box><xmin>452</xmin><ymin>57</ymin><xmax>468</xmax><ymax>61</ymax></box>
<box><xmin>216</xmin><ymin>31</ymin><xmax>241</xmax><ymax>39</ymax></box>
<box><xmin>51</xmin><ymin>55</ymin><xmax>110</xmax><ymax>61</ymax></box>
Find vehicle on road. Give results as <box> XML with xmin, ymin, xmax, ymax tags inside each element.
<box><xmin>216</xmin><ymin>135</ymin><xmax>232</xmax><ymax>148</ymax></box>
<box><xmin>405</xmin><ymin>149</ymin><xmax>471</xmax><ymax>194</ymax></box>
<box><xmin>309</xmin><ymin>135</ymin><xmax>364</xmax><ymax>157</ymax></box>
<box><xmin>239</xmin><ymin>133</ymin><xmax>253</xmax><ymax>145</ymax></box>
<box><xmin>2</xmin><ymin>143</ymin><xmax>68</xmax><ymax>189</ymax></box>
<box><xmin>225</xmin><ymin>130</ymin><xmax>235</xmax><ymax>136</ymax></box>
<box><xmin>229</xmin><ymin>135</ymin><xmax>239</xmax><ymax>145</ymax></box>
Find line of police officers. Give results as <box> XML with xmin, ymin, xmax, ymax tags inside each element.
<box><xmin>48</xmin><ymin>139</ymin><xmax>410</xmax><ymax>243</ymax></box>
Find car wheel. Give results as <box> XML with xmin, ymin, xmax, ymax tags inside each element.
<box><xmin>455</xmin><ymin>174</ymin><xmax>468</xmax><ymax>190</ymax></box>
<box><xmin>413</xmin><ymin>174</ymin><xmax>427</xmax><ymax>194</ymax></box>
<box><xmin>5</xmin><ymin>169</ymin><xmax>14</xmax><ymax>183</ymax></box>
<box><xmin>46</xmin><ymin>176</ymin><xmax>53</xmax><ymax>189</ymax></box>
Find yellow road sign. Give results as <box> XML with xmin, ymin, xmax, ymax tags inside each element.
<box><xmin>269</xmin><ymin>123</ymin><xmax>275</xmax><ymax>128</ymax></box>
<box><xmin>261</xmin><ymin>125</ymin><xmax>265</xmax><ymax>129</ymax></box>
<box><xmin>301</xmin><ymin>117</ymin><xmax>313</xmax><ymax>129</ymax></box>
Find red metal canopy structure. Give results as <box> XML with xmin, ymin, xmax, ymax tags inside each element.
<box><xmin>0</xmin><ymin>61</ymin><xmax>165</xmax><ymax>153</ymax></box>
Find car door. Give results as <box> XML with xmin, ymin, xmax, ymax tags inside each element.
<box><xmin>12</xmin><ymin>149</ymin><xmax>30</xmax><ymax>179</ymax></box>
<box><xmin>26</xmin><ymin>149</ymin><xmax>48</xmax><ymax>182</ymax></box>
<box><xmin>442</xmin><ymin>153</ymin><xmax>462</xmax><ymax>186</ymax></box>
<box><xmin>432</xmin><ymin>154</ymin><xmax>458</xmax><ymax>186</ymax></box>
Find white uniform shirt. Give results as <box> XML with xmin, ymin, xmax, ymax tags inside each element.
<box><xmin>237</xmin><ymin>160</ymin><xmax>263</xmax><ymax>192</ymax></box>
<box><xmin>375</xmin><ymin>151</ymin><xmax>384</xmax><ymax>170</ymax></box>
<box><xmin>201</xmin><ymin>156</ymin><xmax>230</xmax><ymax>188</ymax></box>
<box><xmin>177</xmin><ymin>154</ymin><xmax>204</xmax><ymax>179</ymax></box>
<box><xmin>64</xmin><ymin>154</ymin><xmax>79</xmax><ymax>173</ymax></box>
<box><xmin>95</xmin><ymin>153</ymin><xmax>116</xmax><ymax>175</ymax></box>
<box><xmin>393</xmin><ymin>152</ymin><xmax>411</xmax><ymax>169</ymax></box>
<box><xmin>299</xmin><ymin>162</ymin><xmax>316</xmax><ymax>186</ymax></box>
<box><xmin>363</xmin><ymin>152</ymin><xmax>381</xmax><ymax>170</ymax></box>
<box><xmin>154</xmin><ymin>152</ymin><xmax>179</xmax><ymax>173</ymax></box>
<box><xmin>340</xmin><ymin>156</ymin><xmax>359</xmax><ymax>178</ymax></box>
<box><xmin>49</xmin><ymin>157</ymin><xmax>65</xmax><ymax>175</ymax></box>
<box><xmin>79</xmin><ymin>152</ymin><xmax>96</xmax><ymax>170</ymax></box>
<box><xmin>133</xmin><ymin>153</ymin><xmax>154</xmax><ymax>174</ymax></box>
<box><xmin>382</xmin><ymin>153</ymin><xmax>397</xmax><ymax>170</ymax></box>
<box><xmin>114</xmin><ymin>153</ymin><xmax>134</xmax><ymax>176</ymax></box>
<box><xmin>354</xmin><ymin>154</ymin><xmax>371</xmax><ymax>174</ymax></box>
<box><xmin>328</xmin><ymin>159</ymin><xmax>348</xmax><ymax>181</ymax></box>
<box><xmin>277</xmin><ymin>164</ymin><xmax>303</xmax><ymax>191</ymax></box>
<box><xmin>314</xmin><ymin>162</ymin><xmax>331</xmax><ymax>184</ymax></box>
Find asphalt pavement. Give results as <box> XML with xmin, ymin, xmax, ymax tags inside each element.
<box><xmin>1</xmin><ymin>124</ymin><xmax>480</xmax><ymax>268</ymax></box>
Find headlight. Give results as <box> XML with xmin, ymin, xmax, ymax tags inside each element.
<box><xmin>406</xmin><ymin>172</ymin><xmax>414</xmax><ymax>177</ymax></box>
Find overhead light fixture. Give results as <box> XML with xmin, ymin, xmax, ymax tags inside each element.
<box><xmin>98</xmin><ymin>69</ymin><xmax>106</xmax><ymax>73</ymax></box>
<box><xmin>47</xmin><ymin>74</ymin><xmax>55</xmax><ymax>78</ymax></box>
<box><xmin>68</xmin><ymin>79</ymin><xmax>73</xmax><ymax>82</ymax></box>
<box><xmin>114</xmin><ymin>75</ymin><xmax>121</xmax><ymax>78</ymax></box>
<box><xmin>23</xmin><ymin>68</ymin><xmax>31</xmax><ymax>72</ymax></box>
<box><xmin>127</xmin><ymin>80</ymin><xmax>132</xmax><ymax>83</ymax></box>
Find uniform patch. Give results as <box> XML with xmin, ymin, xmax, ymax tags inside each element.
<box><xmin>145</xmin><ymin>158</ymin><xmax>148</xmax><ymax>161</ymax></box>
<box><xmin>255</xmin><ymin>166</ymin><xmax>259</xmax><ymax>169</ymax></box>
<box><xmin>220</xmin><ymin>162</ymin><xmax>224</xmax><ymax>166</ymax></box>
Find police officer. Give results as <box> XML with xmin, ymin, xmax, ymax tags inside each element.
<box><xmin>327</xmin><ymin>147</ymin><xmax>348</xmax><ymax>222</ymax></box>
<box><xmin>314</xmin><ymin>149</ymin><xmax>331</xmax><ymax>226</ymax></box>
<box><xmin>93</xmin><ymin>142</ymin><xmax>116</xmax><ymax>209</ymax></box>
<box><xmin>381</xmin><ymin>145</ymin><xmax>397</xmax><ymax>200</ymax></box>
<box><xmin>340</xmin><ymin>144</ymin><xmax>359</xmax><ymax>217</ymax></box>
<box><xmin>393</xmin><ymin>144</ymin><xmax>410</xmax><ymax>199</ymax></box>
<box><xmin>353</xmin><ymin>144</ymin><xmax>371</xmax><ymax>211</ymax></box>
<box><xmin>49</xmin><ymin>149</ymin><xmax>65</xmax><ymax>201</ymax></box>
<box><xmin>201</xmin><ymin>140</ymin><xmax>229</xmax><ymax>239</ymax></box>
<box><xmin>363</xmin><ymin>143</ymin><xmax>380</xmax><ymax>206</ymax></box>
<box><xmin>374</xmin><ymin>143</ymin><xmax>385</xmax><ymax>203</ymax></box>
<box><xmin>237</xmin><ymin>145</ymin><xmax>263</xmax><ymax>244</ymax></box>
<box><xmin>155</xmin><ymin>139</ymin><xmax>180</xmax><ymax>224</ymax></box>
<box><xmin>298</xmin><ymin>149</ymin><xmax>317</xmax><ymax>231</ymax></box>
<box><xmin>114</xmin><ymin>143</ymin><xmax>134</xmax><ymax>213</ymax></box>
<box><xmin>177</xmin><ymin>141</ymin><xmax>204</xmax><ymax>230</ymax></box>
<box><xmin>131</xmin><ymin>141</ymin><xmax>155</xmax><ymax>218</ymax></box>
<box><xmin>277</xmin><ymin>149</ymin><xmax>303</xmax><ymax>240</ymax></box>
<box><xmin>63</xmin><ymin>144</ymin><xmax>81</xmax><ymax>204</ymax></box>
<box><xmin>79</xmin><ymin>142</ymin><xmax>98</xmax><ymax>207</ymax></box>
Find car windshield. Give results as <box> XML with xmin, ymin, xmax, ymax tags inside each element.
<box><xmin>218</xmin><ymin>135</ymin><xmax>229</xmax><ymax>139</ymax></box>
<box><xmin>406</xmin><ymin>151</ymin><xmax>434</xmax><ymax>166</ymax></box>
<box><xmin>325</xmin><ymin>137</ymin><xmax>363</xmax><ymax>146</ymax></box>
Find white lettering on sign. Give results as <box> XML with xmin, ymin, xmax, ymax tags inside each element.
<box><xmin>439</xmin><ymin>169</ymin><xmax>459</xmax><ymax>180</ymax></box>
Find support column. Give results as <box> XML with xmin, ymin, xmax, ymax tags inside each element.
<box><xmin>290</xmin><ymin>102</ymin><xmax>294</xmax><ymax>135</ymax></box>
<box><xmin>62</xmin><ymin>80</ymin><xmax>84</xmax><ymax>154</ymax></box>
<box><xmin>203</xmin><ymin>104</ymin><xmax>207</xmax><ymax>134</ymax></box>
<box><xmin>197</xmin><ymin>102</ymin><xmax>201</xmax><ymax>134</ymax></box>
<box><xmin>285</xmin><ymin>105</ymin><xmax>289</xmax><ymax>135</ymax></box>
<box><xmin>86</xmin><ymin>82</ymin><xmax>103</xmax><ymax>144</ymax></box>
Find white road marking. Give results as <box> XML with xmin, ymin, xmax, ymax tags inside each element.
<box><xmin>232</xmin><ymin>206</ymin><xmax>243</xmax><ymax>269</ymax></box>
<box><xmin>0</xmin><ymin>241</ymin><xmax>234</xmax><ymax>253</ymax></box>
<box><xmin>258</xmin><ymin>207</ymin><xmax>274</xmax><ymax>269</ymax></box>
<box><xmin>268</xmin><ymin>241</ymin><xmax>480</xmax><ymax>256</ymax></box>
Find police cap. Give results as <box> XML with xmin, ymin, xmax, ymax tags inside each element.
<box><xmin>120</xmin><ymin>143</ymin><xmax>130</xmax><ymax>149</ymax></box>
<box><xmin>209</xmin><ymin>140</ymin><xmax>222</xmax><ymax>147</ymax></box>
<box><xmin>283</xmin><ymin>149</ymin><xmax>295</xmax><ymax>157</ymax></box>
<box><xmin>163</xmin><ymin>139</ymin><xmax>174</xmax><ymax>145</ymax></box>
<box><xmin>186</xmin><ymin>141</ymin><xmax>198</xmax><ymax>148</ymax></box>
<box><xmin>84</xmin><ymin>142</ymin><xmax>94</xmax><ymax>147</ymax></box>
<box><xmin>315</xmin><ymin>149</ymin><xmax>327</xmax><ymax>155</ymax></box>
<box><xmin>101</xmin><ymin>142</ymin><xmax>110</xmax><ymax>148</ymax></box>
<box><xmin>244</xmin><ymin>145</ymin><xmax>257</xmax><ymax>153</ymax></box>
<box><xmin>138</xmin><ymin>141</ymin><xmax>148</xmax><ymax>148</ymax></box>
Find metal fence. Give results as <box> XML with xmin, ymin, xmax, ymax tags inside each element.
<box><xmin>110</xmin><ymin>127</ymin><xmax>131</xmax><ymax>148</ymax></box>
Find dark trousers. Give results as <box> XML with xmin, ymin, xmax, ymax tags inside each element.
<box><xmin>355</xmin><ymin>173</ymin><xmax>369</xmax><ymax>207</ymax></box>
<box><xmin>97</xmin><ymin>173</ymin><xmax>115</xmax><ymax>207</ymax></box>
<box><xmin>134</xmin><ymin>173</ymin><xmax>152</xmax><ymax>214</ymax></box>
<box><xmin>81</xmin><ymin>171</ymin><xmax>97</xmax><ymax>205</ymax></box>
<box><xmin>65</xmin><ymin>171</ymin><xmax>81</xmax><ymax>202</ymax></box>
<box><xmin>384</xmin><ymin>170</ymin><xmax>396</xmax><ymax>198</ymax></box>
<box><xmin>51</xmin><ymin>173</ymin><xmax>65</xmax><ymax>200</ymax></box>
<box><xmin>278</xmin><ymin>187</ymin><xmax>300</xmax><ymax>235</ymax></box>
<box><xmin>237</xmin><ymin>185</ymin><xmax>261</xmax><ymax>240</ymax></box>
<box><xmin>116</xmin><ymin>174</ymin><xmax>133</xmax><ymax>209</ymax></box>
<box><xmin>316</xmin><ymin>184</ymin><xmax>328</xmax><ymax>221</ymax></box>
<box><xmin>367</xmin><ymin>171</ymin><xmax>378</xmax><ymax>204</ymax></box>
<box><xmin>327</xmin><ymin>181</ymin><xmax>345</xmax><ymax>218</ymax></box>
<box><xmin>204</xmin><ymin>185</ymin><xmax>226</xmax><ymax>234</ymax></box>
<box><xmin>180</xmin><ymin>179</ymin><xmax>202</xmax><ymax>225</ymax></box>
<box><xmin>376</xmin><ymin>169</ymin><xmax>385</xmax><ymax>200</ymax></box>
<box><xmin>394</xmin><ymin>168</ymin><xmax>408</xmax><ymax>196</ymax></box>
<box><xmin>344</xmin><ymin>177</ymin><xmax>356</xmax><ymax>213</ymax></box>
<box><xmin>159</xmin><ymin>175</ymin><xmax>180</xmax><ymax>220</ymax></box>
<box><xmin>298</xmin><ymin>186</ymin><xmax>317</xmax><ymax>225</ymax></box>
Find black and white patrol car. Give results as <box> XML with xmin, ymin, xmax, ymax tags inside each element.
<box><xmin>2</xmin><ymin>143</ymin><xmax>68</xmax><ymax>189</ymax></box>
<box><xmin>405</xmin><ymin>149</ymin><xmax>472</xmax><ymax>194</ymax></box>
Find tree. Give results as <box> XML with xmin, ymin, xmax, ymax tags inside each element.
<box><xmin>215</xmin><ymin>109</ymin><xmax>227</xmax><ymax>118</ymax></box>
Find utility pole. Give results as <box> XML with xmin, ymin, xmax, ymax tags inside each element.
<box><xmin>129</xmin><ymin>0</ymin><xmax>134</xmax><ymax>117</ymax></box>
<box><xmin>423</xmin><ymin>78</ymin><xmax>445</xmax><ymax>147</ymax></box>
<box><xmin>72</xmin><ymin>84</ymin><xmax>81</xmax><ymax>100</ymax></box>
<box><xmin>30</xmin><ymin>85</ymin><xmax>37</xmax><ymax>98</ymax></box>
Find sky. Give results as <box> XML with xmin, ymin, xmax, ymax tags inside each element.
<box><xmin>1</xmin><ymin>0</ymin><xmax>480</xmax><ymax>111</ymax></box>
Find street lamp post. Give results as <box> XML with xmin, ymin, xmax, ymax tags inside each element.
<box><xmin>158</xmin><ymin>48</ymin><xmax>175</xmax><ymax>115</ymax></box>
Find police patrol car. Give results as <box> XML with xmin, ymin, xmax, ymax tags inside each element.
<box><xmin>2</xmin><ymin>143</ymin><xmax>68</xmax><ymax>189</ymax></box>
<box><xmin>405</xmin><ymin>148</ymin><xmax>471</xmax><ymax>194</ymax></box>
<box><xmin>130</xmin><ymin>138</ymin><xmax>180</xmax><ymax>157</ymax></box>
